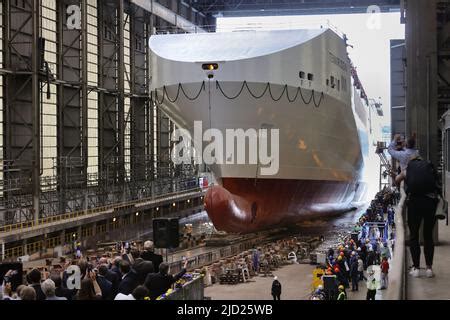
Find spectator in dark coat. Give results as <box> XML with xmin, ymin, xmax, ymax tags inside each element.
<box><xmin>74</xmin><ymin>277</ymin><xmax>102</xmax><ymax>300</ymax></box>
<box><xmin>141</xmin><ymin>241</ymin><xmax>163</xmax><ymax>273</ymax></box>
<box><xmin>271</xmin><ymin>276</ymin><xmax>282</xmax><ymax>300</ymax></box>
<box><xmin>26</xmin><ymin>269</ymin><xmax>46</xmax><ymax>301</ymax></box>
<box><xmin>144</xmin><ymin>260</ymin><xmax>187</xmax><ymax>300</ymax></box>
<box><xmin>133</xmin><ymin>258</ymin><xmax>154</xmax><ymax>285</ymax></box>
<box><xmin>99</xmin><ymin>257</ymin><xmax>120</xmax><ymax>297</ymax></box>
<box><xmin>97</xmin><ymin>265</ymin><xmax>113</xmax><ymax>300</ymax></box>
<box><xmin>117</xmin><ymin>260</ymin><xmax>139</xmax><ymax>295</ymax></box>
<box><xmin>110</xmin><ymin>256</ymin><xmax>123</xmax><ymax>281</ymax></box>
<box><xmin>51</xmin><ymin>274</ymin><xmax>74</xmax><ymax>300</ymax></box>
<box><xmin>366</xmin><ymin>247</ymin><xmax>376</xmax><ymax>268</ymax></box>
<box><xmin>350</xmin><ymin>258</ymin><xmax>359</xmax><ymax>291</ymax></box>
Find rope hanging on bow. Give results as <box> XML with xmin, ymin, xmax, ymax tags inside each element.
<box><xmin>152</xmin><ymin>81</ymin><xmax>325</xmax><ymax>108</ymax></box>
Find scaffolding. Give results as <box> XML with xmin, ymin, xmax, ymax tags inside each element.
<box><xmin>0</xmin><ymin>0</ymin><xmax>206</xmax><ymax>228</ymax></box>
<box><xmin>375</xmin><ymin>141</ymin><xmax>395</xmax><ymax>191</ymax></box>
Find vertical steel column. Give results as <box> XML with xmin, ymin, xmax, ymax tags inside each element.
<box><xmin>32</xmin><ymin>0</ymin><xmax>41</xmax><ymax>225</ymax></box>
<box><xmin>57</xmin><ymin>0</ymin><xmax>65</xmax><ymax>215</ymax></box>
<box><xmin>3</xmin><ymin>0</ymin><xmax>10</xmax><ymax>161</ymax></box>
<box><xmin>405</xmin><ymin>0</ymin><xmax>438</xmax><ymax>167</ymax></box>
<box><xmin>129</xmin><ymin>5</ymin><xmax>136</xmax><ymax>182</ymax></box>
<box><xmin>97</xmin><ymin>2</ymin><xmax>104</xmax><ymax>177</ymax></box>
<box><xmin>148</xmin><ymin>16</ymin><xmax>155</xmax><ymax>181</ymax></box>
<box><xmin>3</xmin><ymin>0</ymin><xmax>12</xmax><ymax>223</ymax></box>
<box><xmin>118</xmin><ymin>0</ymin><xmax>125</xmax><ymax>184</ymax></box>
<box><xmin>1</xmin><ymin>241</ymin><xmax>4</xmax><ymax>261</ymax></box>
<box><xmin>81</xmin><ymin>0</ymin><xmax>89</xmax><ymax>186</ymax></box>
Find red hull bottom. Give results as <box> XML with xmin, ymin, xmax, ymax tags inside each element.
<box><xmin>204</xmin><ymin>178</ymin><xmax>359</xmax><ymax>234</ymax></box>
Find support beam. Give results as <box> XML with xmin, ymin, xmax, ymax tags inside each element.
<box><xmin>118</xmin><ymin>0</ymin><xmax>125</xmax><ymax>185</ymax></box>
<box><xmin>405</xmin><ymin>0</ymin><xmax>439</xmax><ymax>167</ymax></box>
<box><xmin>131</xmin><ymin>0</ymin><xmax>207</xmax><ymax>33</ymax></box>
<box><xmin>82</xmin><ymin>0</ymin><xmax>89</xmax><ymax>186</ymax></box>
<box><xmin>32</xmin><ymin>0</ymin><xmax>41</xmax><ymax>225</ymax></box>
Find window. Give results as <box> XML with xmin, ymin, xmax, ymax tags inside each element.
<box><xmin>337</xmin><ymin>80</ymin><xmax>340</xmax><ymax>91</ymax></box>
<box><xmin>341</xmin><ymin>76</ymin><xmax>347</xmax><ymax>92</ymax></box>
<box><xmin>307</xmin><ymin>73</ymin><xmax>314</xmax><ymax>81</ymax></box>
<box><xmin>330</xmin><ymin>76</ymin><xmax>335</xmax><ymax>88</ymax></box>
<box><xmin>299</xmin><ymin>71</ymin><xmax>305</xmax><ymax>79</ymax></box>
<box><xmin>96</xmin><ymin>223</ymin><xmax>107</xmax><ymax>234</ymax></box>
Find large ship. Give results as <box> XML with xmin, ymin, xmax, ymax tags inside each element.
<box><xmin>149</xmin><ymin>29</ymin><xmax>370</xmax><ymax>234</ymax></box>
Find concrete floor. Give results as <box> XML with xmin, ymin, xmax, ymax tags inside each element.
<box><xmin>406</xmin><ymin>219</ymin><xmax>450</xmax><ymax>300</ymax></box>
<box><xmin>204</xmin><ymin>263</ymin><xmax>383</xmax><ymax>300</ymax></box>
<box><xmin>205</xmin><ymin>264</ymin><xmax>316</xmax><ymax>300</ymax></box>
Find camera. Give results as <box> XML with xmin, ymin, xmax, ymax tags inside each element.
<box><xmin>4</xmin><ymin>270</ymin><xmax>18</xmax><ymax>281</ymax></box>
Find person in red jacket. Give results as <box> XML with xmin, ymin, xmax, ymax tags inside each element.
<box><xmin>380</xmin><ymin>257</ymin><xmax>389</xmax><ymax>289</ymax></box>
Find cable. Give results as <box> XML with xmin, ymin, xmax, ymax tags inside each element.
<box><xmin>312</xmin><ymin>91</ymin><xmax>325</xmax><ymax>108</ymax></box>
<box><xmin>163</xmin><ymin>84</ymin><xmax>181</xmax><ymax>103</ymax></box>
<box><xmin>299</xmin><ymin>86</ymin><xmax>314</xmax><ymax>105</ymax></box>
<box><xmin>286</xmin><ymin>86</ymin><xmax>301</xmax><ymax>103</ymax></box>
<box><xmin>268</xmin><ymin>84</ymin><xmax>288</xmax><ymax>102</ymax></box>
<box><xmin>179</xmin><ymin>81</ymin><xmax>206</xmax><ymax>101</ymax></box>
<box><xmin>152</xmin><ymin>81</ymin><xmax>325</xmax><ymax>108</ymax></box>
<box><xmin>215</xmin><ymin>80</ymin><xmax>246</xmax><ymax>100</ymax></box>
<box><xmin>244</xmin><ymin>81</ymin><xmax>270</xmax><ymax>99</ymax></box>
<box><xmin>153</xmin><ymin>82</ymin><xmax>206</xmax><ymax>106</ymax></box>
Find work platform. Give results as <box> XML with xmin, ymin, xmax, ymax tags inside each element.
<box><xmin>0</xmin><ymin>189</ymin><xmax>205</xmax><ymax>261</ymax></box>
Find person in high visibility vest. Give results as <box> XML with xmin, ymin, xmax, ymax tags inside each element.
<box><xmin>337</xmin><ymin>285</ymin><xmax>347</xmax><ymax>300</ymax></box>
<box><xmin>366</xmin><ymin>269</ymin><xmax>379</xmax><ymax>300</ymax></box>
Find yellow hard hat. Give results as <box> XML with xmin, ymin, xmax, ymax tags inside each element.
<box><xmin>338</xmin><ymin>285</ymin><xmax>345</xmax><ymax>291</ymax></box>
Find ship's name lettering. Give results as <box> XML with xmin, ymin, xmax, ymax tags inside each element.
<box><xmin>329</xmin><ymin>52</ymin><xmax>347</xmax><ymax>72</ymax></box>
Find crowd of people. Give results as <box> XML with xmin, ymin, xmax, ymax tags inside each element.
<box><xmin>0</xmin><ymin>240</ymin><xmax>189</xmax><ymax>301</ymax></box>
<box><xmin>312</xmin><ymin>187</ymin><xmax>398</xmax><ymax>301</ymax></box>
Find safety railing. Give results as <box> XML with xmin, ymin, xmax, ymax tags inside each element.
<box><xmin>0</xmin><ymin>187</ymin><xmax>205</xmax><ymax>234</ymax></box>
<box><xmin>161</xmin><ymin>275</ymin><xmax>205</xmax><ymax>301</ymax></box>
<box><xmin>385</xmin><ymin>184</ymin><xmax>407</xmax><ymax>300</ymax></box>
<box><xmin>363</xmin><ymin>221</ymin><xmax>389</xmax><ymax>242</ymax></box>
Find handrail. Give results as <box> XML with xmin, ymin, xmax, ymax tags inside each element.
<box><xmin>0</xmin><ymin>187</ymin><xmax>205</xmax><ymax>234</ymax></box>
<box><xmin>385</xmin><ymin>184</ymin><xmax>406</xmax><ymax>300</ymax></box>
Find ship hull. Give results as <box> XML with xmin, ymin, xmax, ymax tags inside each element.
<box><xmin>205</xmin><ymin>178</ymin><xmax>359</xmax><ymax>234</ymax></box>
<box><xmin>149</xmin><ymin>29</ymin><xmax>369</xmax><ymax>234</ymax></box>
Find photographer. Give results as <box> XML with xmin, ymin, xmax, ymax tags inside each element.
<box><xmin>388</xmin><ymin>133</ymin><xmax>419</xmax><ymax>184</ymax></box>
<box><xmin>1</xmin><ymin>269</ymin><xmax>24</xmax><ymax>300</ymax></box>
<box><xmin>1</xmin><ymin>270</ymin><xmax>15</xmax><ymax>300</ymax></box>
